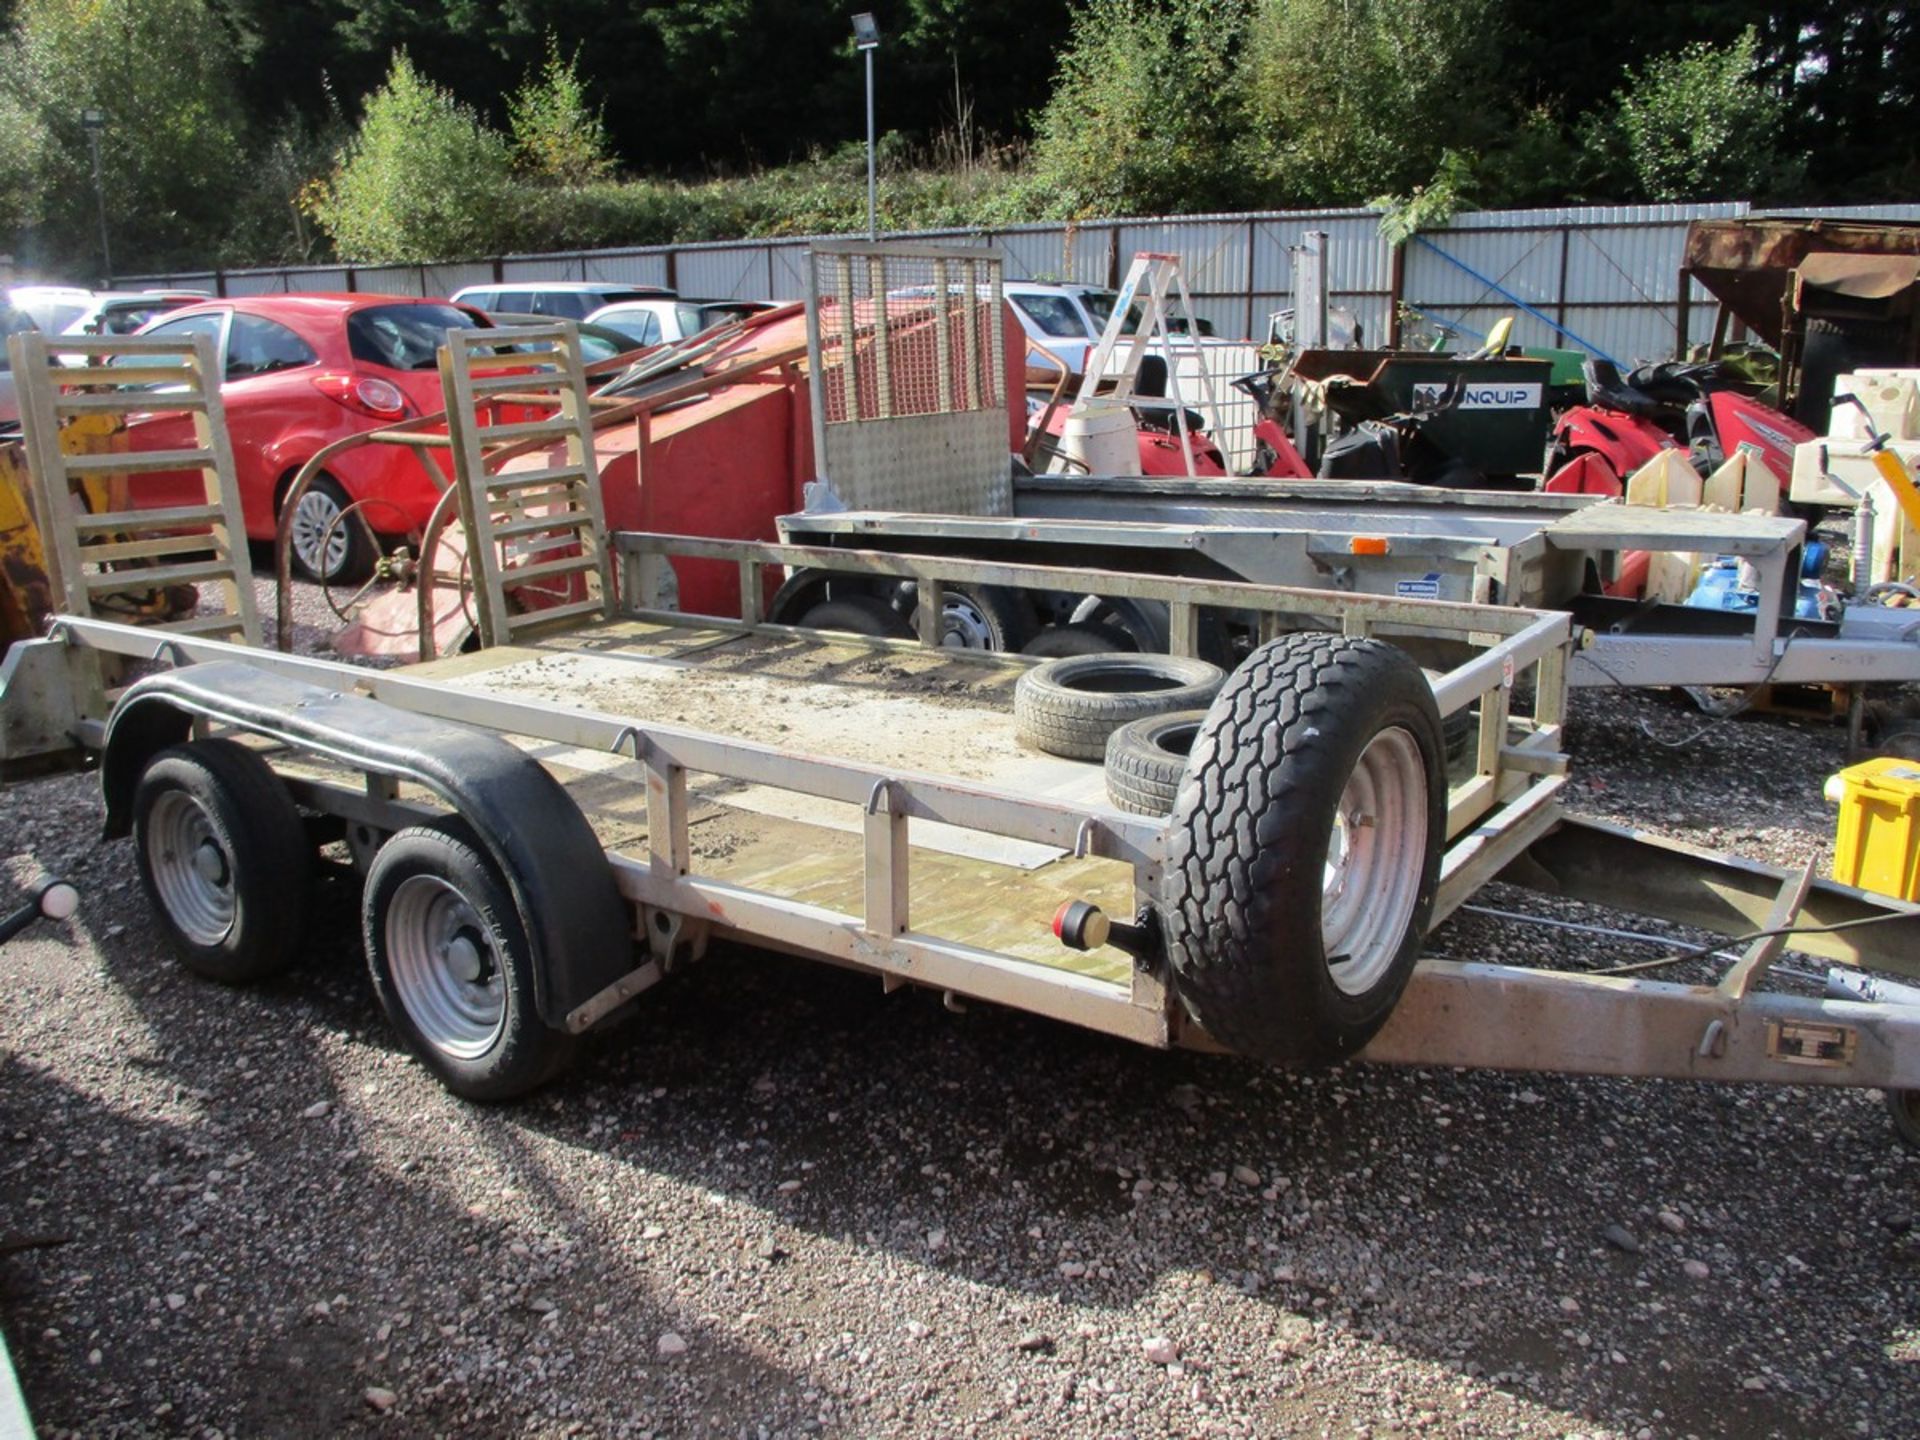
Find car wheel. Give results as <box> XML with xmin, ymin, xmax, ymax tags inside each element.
<box><xmin>287</xmin><ymin>473</ymin><xmax>375</xmax><ymax>585</ymax></box>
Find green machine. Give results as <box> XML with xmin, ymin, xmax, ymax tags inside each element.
<box><xmin>1293</xmin><ymin>349</ymin><xmax>1557</xmax><ymax>482</ymax></box>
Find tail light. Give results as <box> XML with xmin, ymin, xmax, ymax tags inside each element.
<box><xmin>311</xmin><ymin>373</ymin><xmax>410</xmax><ymax>419</ymax></box>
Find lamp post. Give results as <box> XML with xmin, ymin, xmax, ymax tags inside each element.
<box><xmin>851</xmin><ymin>14</ymin><xmax>880</xmax><ymax>241</ymax></box>
<box><xmin>80</xmin><ymin>108</ymin><xmax>111</xmax><ymax>286</ymax></box>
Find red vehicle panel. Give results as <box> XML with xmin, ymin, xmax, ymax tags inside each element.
<box><xmin>123</xmin><ymin>295</ymin><xmax>488</xmax><ymax>580</ymax></box>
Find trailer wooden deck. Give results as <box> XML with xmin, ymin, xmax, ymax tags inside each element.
<box><xmin>401</xmin><ymin>619</ymin><xmax>1141</xmax><ymax>982</ymax></box>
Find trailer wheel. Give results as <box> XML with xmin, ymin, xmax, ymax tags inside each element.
<box><xmin>1888</xmin><ymin>1090</ymin><xmax>1920</xmax><ymax>1152</ymax></box>
<box><xmin>1021</xmin><ymin>621</ymin><xmax>1138</xmax><ymax>657</ymax></box>
<box><xmin>917</xmin><ymin>583</ymin><xmax>1036</xmax><ymax>651</ymax></box>
<box><xmin>1104</xmin><ymin>710</ymin><xmax>1205</xmax><ymax>815</ymax></box>
<box><xmin>363</xmin><ymin>820</ymin><xmax>576</xmax><ymax>1101</ymax></box>
<box><xmin>800</xmin><ymin>595</ymin><xmax>913</xmax><ymax>639</ymax></box>
<box><xmin>1162</xmin><ymin>634</ymin><xmax>1444</xmax><ymax>1067</ymax></box>
<box><xmin>131</xmin><ymin>740</ymin><xmax>310</xmax><ymax>984</ymax></box>
<box><xmin>1015</xmin><ymin>653</ymin><xmax>1225</xmax><ymax>761</ymax></box>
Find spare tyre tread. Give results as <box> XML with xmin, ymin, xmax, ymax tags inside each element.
<box><xmin>1162</xmin><ymin>632</ymin><xmax>1444</xmax><ymax>1068</ymax></box>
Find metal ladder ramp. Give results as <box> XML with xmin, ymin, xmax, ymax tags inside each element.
<box><xmin>7</xmin><ymin>331</ymin><xmax>259</xmax><ymax>645</ymax></box>
<box><xmin>1052</xmin><ymin>252</ymin><xmax>1227</xmax><ymax>478</ymax></box>
<box><xmin>439</xmin><ymin>323</ymin><xmax>615</xmax><ymax>647</ymax></box>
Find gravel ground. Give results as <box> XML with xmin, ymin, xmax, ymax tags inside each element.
<box><xmin>3</xmin><ymin>580</ymin><xmax>1918</xmax><ymax>1440</ymax></box>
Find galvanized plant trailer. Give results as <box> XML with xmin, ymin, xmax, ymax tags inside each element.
<box><xmin>3</xmin><ymin>329</ymin><xmax>1920</xmax><ymax>1133</ymax></box>
<box><xmin>781</xmin><ymin>242</ymin><xmax>1920</xmax><ymax>693</ymax></box>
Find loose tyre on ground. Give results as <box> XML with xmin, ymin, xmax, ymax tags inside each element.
<box><xmin>1161</xmin><ymin>633</ymin><xmax>1445</xmax><ymax>1068</ymax></box>
<box><xmin>1014</xmin><ymin>653</ymin><xmax>1224</xmax><ymax>761</ymax></box>
<box><xmin>131</xmin><ymin>739</ymin><xmax>311</xmax><ymax>983</ymax></box>
<box><xmin>363</xmin><ymin>818</ymin><xmax>577</xmax><ymax>1101</ymax></box>
<box><xmin>1104</xmin><ymin>709</ymin><xmax>1206</xmax><ymax>815</ymax></box>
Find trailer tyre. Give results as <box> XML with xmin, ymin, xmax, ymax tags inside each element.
<box><xmin>1015</xmin><ymin>653</ymin><xmax>1225</xmax><ymax>761</ymax></box>
<box><xmin>800</xmin><ymin>595</ymin><xmax>913</xmax><ymax>639</ymax></box>
<box><xmin>1022</xmin><ymin>621</ymin><xmax>1138</xmax><ymax>657</ymax></box>
<box><xmin>363</xmin><ymin>819</ymin><xmax>576</xmax><ymax>1101</ymax></box>
<box><xmin>132</xmin><ymin>739</ymin><xmax>310</xmax><ymax>984</ymax></box>
<box><xmin>1162</xmin><ymin>634</ymin><xmax>1444</xmax><ymax>1068</ymax></box>
<box><xmin>921</xmin><ymin>583</ymin><xmax>1036</xmax><ymax>652</ymax></box>
<box><xmin>1104</xmin><ymin>710</ymin><xmax>1206</xmax><ymax>815</ymax></box>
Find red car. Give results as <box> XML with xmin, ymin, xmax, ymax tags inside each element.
<box><xmin>125</xmin><ymin>295</ymin><xmax>491</xmax><ymax>581</ymax></box>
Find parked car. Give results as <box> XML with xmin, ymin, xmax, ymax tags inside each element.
<box><xmin>123</xmin><ymin>294</ymin><xmax>492</xmax><ymax>583</ymax></box>
<box><xmin>1</xmin><ymin>301</ymin><xmax>34</xmax><ymax>430</ymax></box>
<box><xmin>1005</xmin><ymin>282</ymin><xmax>1215</xmax><ymax>377</ymax></box>
<box><xmin>585</xmin><ymin>298</ymin><xmax>777</xmax><ymax>349</ymax></box>
<box><xmin>6</xmin><ymin>285</ymin><xmax>94</xmax><ymax>336</ymax></box>
<box><xmin>485</xmin><ymin>313</ymin><xmax>645</xmax><ymax>366</ymax></box>
<box><xmin>56</xmin><ymin>290</ymin><xmax>207</xmax><ymax>354</ymax></box>
<box><xmin>450</xmin><ymin>281</ymin><xmax>673</xmax><ymax>321</ymax></box>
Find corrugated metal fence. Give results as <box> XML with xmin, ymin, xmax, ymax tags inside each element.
<box><xmin>128</xmin><ymin>200</ymin><xmax>1920</xmax><ymax>366</ymax></box>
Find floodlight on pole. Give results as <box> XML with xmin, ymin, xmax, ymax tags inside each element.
<box><xmin>851</xmin><ymin>14</ymin><xmax>880</xmax><ymax>241</ymax></box>
<box><xmin>81</xmin><ymin>108</ymin><xmax>111</xmax><ymax>286</ymax></box>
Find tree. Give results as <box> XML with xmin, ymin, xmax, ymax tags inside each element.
<box><xmin>309</xmin><ymin>51</ymin><xmax>515</xmax><ymax>261</ymax></box>
<box><xmin>508</xmin><ymin>37</ymin><xmax>614</xmax><ymax>185</ymax></box>
<box><xmin>1028</xmin><ymin>0</ymin><xmax>1256</xmax><ymax>218</ymax></box>
<box><xmin>1595</xmin><ymin>26</ymin><xmax>1802</xmax><ymax>201</ymax></box>
<box><xmin>1239</xmin><ymin>0</ymin><xmax>1505</xmax><ymax>207</ymax></box>
<box><xmin>0</xmin><ymin>0</ymin><xmax>249</xmax><ymax>275</ymax></box>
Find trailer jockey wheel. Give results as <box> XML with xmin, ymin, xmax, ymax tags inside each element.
<box><xmin>1159</xmin><ymin>633</ymin><xmax>1444</xmax><ymax>1068</ymax></box>
<box><xmin>131</xmin><ymin>740</ymin><xmax>310</xmax><ymax>983</ymax></box>
<box><xmin>362</xmin><ymin>818</ymin><xmax>576</xmax><ymax>1101</ymax></box>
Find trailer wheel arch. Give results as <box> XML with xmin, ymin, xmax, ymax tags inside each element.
<box><xmin>99</xmin><ymin>665</ymin><xmax>634</xmax><ymax>1035</ymax></box>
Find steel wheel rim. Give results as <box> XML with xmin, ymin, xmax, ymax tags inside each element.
<box><xmin>291</xmin><ymin>487</ymin><xmax>350</xmax><ymax>579</ymax></box>
<box><xmin>1322</xmin><ymin>726</ymin><xmax>1427</xmax><ymax>996</ymax></box>
<box><xmin>940</xmin><ymin>595</ymin><xmax>994</xmax><ymax>649</ymax></box>
<box><xmin>385</xmin><ymin>875</ymin><xmax>505</xmax><ymax>1059</ymax></box>
<box><xmin>145</xmin><ymin>790</ymin><xmax>235</xmax><ymax>947</ymax></box>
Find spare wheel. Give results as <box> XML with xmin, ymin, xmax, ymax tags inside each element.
<box><xmin>1160</xmin><ymin>632</ymin><xmax>1444</xmax><ymax>1067</ymax></box>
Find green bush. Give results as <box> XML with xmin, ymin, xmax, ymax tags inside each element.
<box><xmin>1027</xmin><ymin>0</ymin><xmax>1257</xmax><ymax>219</ymax></box>
<box><xmin>309</xmin><ymin>52</ymin><xmax>515</xmax><ymax>262</ymax></box>
<box><xmin>509</xmin><ymin>38</ymin><xmax>614</xmax><ymax>187</ymax></box>
<box><xmin>1240</xmin><ymin>0</ymin><xmax>1503</xmax><ymax>207</ymax></box>
<box><xmin>1591</xmin><ymin>28</ymin><xmax>1804</xmax><ymax>202</ymax></box>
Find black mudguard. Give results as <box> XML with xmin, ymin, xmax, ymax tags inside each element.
<box><xmin>100</xmin><ymin>662</ymin><xmax>632</xmax><ymax>1031</ymax></box>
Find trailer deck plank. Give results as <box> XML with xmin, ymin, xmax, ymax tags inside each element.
<box><xmin>397</xmin><ymin>620</ymin><xmax>1141</xmax><ymax>982</ymax></box>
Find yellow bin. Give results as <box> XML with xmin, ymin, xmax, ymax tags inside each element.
<box><xmin>1825</xmin><ymin>756</ymin><xmax>1920</xmax><ymax>901</ymax></box>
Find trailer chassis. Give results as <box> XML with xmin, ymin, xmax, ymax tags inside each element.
<box><xmin>6</xmin><ymin>532</ymin><xmax>1919</xmax><ymax>1110</ymax></box>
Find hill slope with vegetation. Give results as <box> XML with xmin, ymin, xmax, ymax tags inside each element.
<box><xmin>0</xmin><ymin>0</ymin><xmax>1913</xmax><ymax>277</ymax></box>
